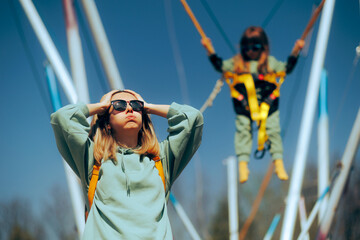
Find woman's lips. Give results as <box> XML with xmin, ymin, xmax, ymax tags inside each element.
<box><xmin>126</xmin><ymin>115</ymin><xmax>136</xmax><ymax>120</ymax></box>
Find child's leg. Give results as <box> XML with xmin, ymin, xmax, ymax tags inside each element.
<box><xmin>235</xmin><ymin>114</ymin><xmax>252</xmax><ymax>183</ymax></box>
<box><xmin>266</xmin><ymin>110</ymin><xmax>288</xmax><ymax>180</ymax></box>
<box><xmin>266</xmin><ymin>110</ymin><xmax>283</xmax><ymax>160</ymax></box>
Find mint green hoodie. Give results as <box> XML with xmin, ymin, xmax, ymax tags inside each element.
<box><xmin>51</xmin><ymin>102</ymin><xmax>203</xmax><ymax>239</ymax></box>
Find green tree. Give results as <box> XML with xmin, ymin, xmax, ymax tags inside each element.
<box><xmin>0</xmin><ymin>198</ymin><xmax>46</xmax><ymax>240</ymax></box>
<box><xmin>330</xmin><ymin>166</ymin><xmax>360</xmax><ymax>239</ymax></box>
<box><xmin>41</xmin><ymin>184</ymin><xmax>78</xmax><ymax>240</ymax></box>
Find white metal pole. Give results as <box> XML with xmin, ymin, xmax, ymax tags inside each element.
<box><xmin>298</xmin><ymin>197</ymin><xmax>310</xmax><ymax>240</ymax></box>
<box><xmin>63</xmin><ymin>0</ymin><xmax>90</xmax><ymax>104</ymax></box>
<box><xmin>280</xmin><ymin>0</ymin><xmax>336</xmax><ymax>238</ymax></box>
<box><xmin>45</xmin><ymin>64</ymin><xmax>85</xmax><ymax>238</ymax></box>
<box><xmin>224</xmin><ymin>156</ymin><xmax>239</xmax><ymax>240</ymax></box>
<box><xmin>317</xmin><ymin>109</ymin><xmax>360</xmax><ymax>239</ymax></box>
<box><xmin>19</xmin><ymin>0</ymin><xmax>77</xmax><ymax>104</ymax></box>
<box><xmin>62</xmin><ymin>163</ymin><xmax>85</xmax><ymax>238</ymax></box>
<box><xmin>80</xmin><ymin>0</ymin><xmax>124</xmax><ymax>90</ymax></box>
<box><xmin>62</xmin><ymin>1</ymin><xmax>91</xmax><ymax>236</ymax></box>
<box><xmin>317</xmin><ymin>70</ymin><xmax>329</xmax><ymax>222</ymax></box>
<box><xmin>169</xmin><ymin>193</ymin><xmax>202</xmax><ymax>240</ymax></box>
<box><xmin>22</xmin><ymin>1</ymin><xmax>84</xmax><ymax>236</ymax></box>
<box><xmin>297</xmin><ymin>187</ymin><xmax>329</xmax><ymax>240</ymax></box>
<box><xmin>298</xmin><ymin>201</ymin><xmax>321</xmax><ymax>240</ymax></box>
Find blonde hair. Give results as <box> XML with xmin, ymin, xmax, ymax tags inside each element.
<box><xmin>234</xmin><ymin>26</ymin><xmax>271</xmax><ymax>74</ymax></box>
<box><xmin>88</xmin><ymin>90</ymin><xmax>160</xmax><ymax>164</ymax></box>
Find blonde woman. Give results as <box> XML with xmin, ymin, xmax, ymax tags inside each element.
<box><xmin>51</xmin><ymin>89</ymin><xmax>203</xmax><ymax>239</ymax></box>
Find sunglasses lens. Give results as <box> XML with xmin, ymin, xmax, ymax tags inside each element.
<box><xmin>111</xmin><ymin>100</ymin><xmax>144</xmax><ymax>112</ymax></box>
<box><xmin>253</xmin><ymin>44</ymin><xmax>262</xmax><ymax>51</ymax></box>
<box><xmin>112</xmin><ymin>100</ymin><xmax>127</xmax><ymax>111</ymax></box>
<box><xmin>243</xmin><ymin>44</ymin><xmax>263</xmax><ymax>52</ymax></box>
<box><xmin>129</xmin><ymin>100</ymin><xmax>144</xmax><ymax>111</ymax></box>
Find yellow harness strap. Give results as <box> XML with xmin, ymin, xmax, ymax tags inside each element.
<box><xmin>88</xmin><ymin>164</ymin><xmax>100</xmax><ymax>206</ymax></box>
<box><xmin>153</xmin><ymin>156</ymin><xmax>166</xmax><ymax>190</ymax></box>
<box><xmin>262</xmin><ymin>71</ymin><xmax>286</xmax><ymax>87</ymax></box>
<box><xmin>85</xmin><ymin>163</ymin><xmax>100</xmax><ymax>221</ymax></box>
<box><xmin>85</xmin><ymin>156</ymin><xmax>166</xmax><ymax>221</ymax></box>
<box><xmin>224</xmin><ymin>72</ymin><xmax>260</xmax><ymax>120</ymax></box>
<box><xmin>242</xmin><ymin>74</ymin><xmax>261</xmax><ymax>120</ymax></box>
<box><xmin>223</xmin><ymin>71</ymin><xmax>286</xmax><ymax>155</ymax></box>
<box><xmin>257</xmin><ymin>102</ymin><xmax>270</xmax><ymax>151</ymax></box>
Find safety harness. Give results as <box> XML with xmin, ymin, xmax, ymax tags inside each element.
<box><xmin>85</xmin><ymin>155</ymin><xmax>166</xmax><ymax>221</ymax></box>
<box><xmin>223</xmin><ymin>70</ymin><xmax>286</xmax><ymax>158</ymax></box>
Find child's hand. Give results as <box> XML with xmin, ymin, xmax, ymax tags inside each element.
<box><xmin>291</xmin><ymin>39</ymin><xmax>305</xmax><ymax>56</ymax></box>
<box><xmin>201</xmin><ymin>37</ymin><xmax>215</xmax><ymax>55</ymax></box>
<box><xmin>295</xmin><ymin>39</ymin><xmax>305</xmax><ymax>50</ymax></box>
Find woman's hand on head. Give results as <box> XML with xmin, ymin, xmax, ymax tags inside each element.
<box><xmin>87</xmin><ymin>90</ymin><xmax>118</xmax><ymax>116</ymax></box>
<box><xmin>99</xmin><ymin>90</ymin><xmax>121</xmax><ymax>113</ymax></box>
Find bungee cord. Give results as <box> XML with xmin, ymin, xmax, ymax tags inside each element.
<box><xmin>180</xmin><ymin>0</ymin><xmax>214</xmax><ymax>54</ymax></box>
<box><xmin>301</xmin><ymin>0</ymin><xmax>326</xmax><ymax>41</ymax></box>
<box><xmin>281</xmin><ymin>0</ymin><xmax>324</xmax><ymax>140</ymax></box>
<box><xmin>8</xmin><ymin>0</ymin><xmax>52</xmax><ymax>117</ymax></box>
<box><xmin>261</xmin><ymin>0</ymin><xmax>286</xmax><ymax>28</ymax></box>
<box><xmin>199</xmin><ymin>79</ymin><xmax>223</xmax><ymax>113</ymax></box>
<box><xmin>199</xmin><ymin>0</ymin><xmax>236</xmax><ymax>54</ymax></box>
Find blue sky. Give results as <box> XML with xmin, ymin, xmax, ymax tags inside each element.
<box><xmin>0</xmin><ymin>0</ymin><xmax>359</xmax><ymax>233</ymax></box>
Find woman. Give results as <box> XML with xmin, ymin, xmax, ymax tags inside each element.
<box><xmin>201</xmin><ymin>26</ymin><xmax>304</xmax><ymax>183</ymax></box>
<box><xmin>51</xmin><ymin>89</ymin><xmax>203</xmax><ymax>239</ymax></box>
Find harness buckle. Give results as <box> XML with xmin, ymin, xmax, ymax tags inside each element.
<box><xmin>254</xmin><ymin>149</ymin><xmax>266</xmax><ymax>159</ymax></box>
<box><xmin>254</xmin><ymin>141</ymin><xmax>271</xmax><ymax>160</ymax></box>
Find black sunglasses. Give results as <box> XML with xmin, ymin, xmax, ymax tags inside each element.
<box><xmin>111</xmin><ymin>100</ymin><xmax>144</xmax><ymax>112</ymax></box>
<box><xmin>242</xmin><ymin>43</ymin><xmax>263</xmax><ymax>52</ymax></box>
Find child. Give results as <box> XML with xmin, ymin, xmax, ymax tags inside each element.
<box><xmin>201</xmin><ymin>26</ymin><xmax>304</xmax><ymax>183</ymax></box>
<box><xmin>51</xmin><ymin>89</ymin><xmax>203</xmax><ymax>239</ymax></box>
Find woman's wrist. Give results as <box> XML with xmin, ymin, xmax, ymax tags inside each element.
<box><xmin>87</xmin><ymin>102</ymin><xmax>109</xmax><ymax>116</ymax></box>
<box><xmin>145</xmin><ymin>103</ymin><xmax>170</xmax><ymax>118</ymax></box>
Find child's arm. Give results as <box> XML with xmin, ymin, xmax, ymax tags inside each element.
<box><xmin>290</xmin><ymin>39</ymin><xmax>305</xmax><ymax>57</ymax></box>
<box><xmin>286</xmin><ymin>39</ymin><xmax>305</xmax><ymax>74</ymax></box>
<box><xmin>201</xmin><ymin>38</ymin><xmax>224</xmax><ymax>73</ymax></box>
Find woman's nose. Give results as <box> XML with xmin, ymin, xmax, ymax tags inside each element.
<box><xmin>125</xmin><ymin>102</ymin><xmax>133</xmax><ymax>113</ymax></box>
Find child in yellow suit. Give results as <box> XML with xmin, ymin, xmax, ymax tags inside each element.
<box><xmin>202</xmin><ymin>26</ymin><xmax>304</xmax><ymax>183</ymax></box>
